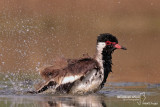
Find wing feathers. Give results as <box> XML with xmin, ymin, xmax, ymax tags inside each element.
<box><xmin>39</xmin><ymin>65</ymin><xmax>59</xmax><ymax>81</ymax></box>
<box><xmin>39</xmin><ymin>58</ymin><xmax>100</xmax><ymax>85</ymax></box>
<box><xmin>61</xmin><ymin>75</ymin><xmax>81</xmax><ymax>84</ymax></box>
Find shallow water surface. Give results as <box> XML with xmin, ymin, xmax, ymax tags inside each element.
<box><xmin>0</xmin><ymin>73</ymin><xmax>159</xmax><ymax>107</ymax></box>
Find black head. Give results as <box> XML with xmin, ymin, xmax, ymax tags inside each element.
<box><xmin>97</xmin><ymin>33</ymin><xmax>118</xmax><ymax>43</ymax></box>
<box><xmin>97</xmin><ymin>33</ymin><xmax>127</xmax><ymax>51</ymax></box>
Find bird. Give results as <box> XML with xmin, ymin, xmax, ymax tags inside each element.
<box><xmin>30</xmin><ymin>33</ymin><xmax>127</xmax><ymax>94</ymax></box>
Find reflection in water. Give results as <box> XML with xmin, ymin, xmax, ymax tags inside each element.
<box><xmin>0</xmin><ymin>94</ymin><xmax>107</xmax><ymax>107</ymax></box>
<box><xmin>46</xmin><ymin>95</ymin><xmax>106</xmax><ymax>107</ymax></box>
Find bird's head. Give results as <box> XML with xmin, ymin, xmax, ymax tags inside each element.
<box><xmin>97</xmin><ymin>33</ymin><xmax>127</xmax><ymax>54</ymax></box>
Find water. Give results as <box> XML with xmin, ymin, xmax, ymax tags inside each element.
<box><xmin>0</xmin><ymin>72</ymin><xmax>159</xmax><ymax>107</ymax></box>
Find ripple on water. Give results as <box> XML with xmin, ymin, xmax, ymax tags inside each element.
<box><xmin>0</xmin><ymin>72</ymin><xmax>160</xmax><ymax>107</ymax></box>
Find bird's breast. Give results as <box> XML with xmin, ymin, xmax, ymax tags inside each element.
<box><xmin>69</xmin><ymin>69</ymin><xmax>104</xmax><ymax>94</ymax></box>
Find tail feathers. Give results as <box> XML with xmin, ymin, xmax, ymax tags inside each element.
<box><xmin>35</xmin><ymin>80</ymin><xmax>57</xmax><ymax>93</ymax></box>
<box><xmin>27</xmin><ymin>80</ymin><xmax>57</xmax><ymax>94</ymax></box>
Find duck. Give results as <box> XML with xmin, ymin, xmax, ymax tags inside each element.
<box><xmin>30</xmin><ymin>33</ymin><xmax>127</xmax><ymax>94</ymax></box>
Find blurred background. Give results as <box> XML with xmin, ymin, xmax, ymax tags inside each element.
<box><xmin>0</xmin><ymin>0</ymin><xmax>160</xmax><ymax>83</ymax></box>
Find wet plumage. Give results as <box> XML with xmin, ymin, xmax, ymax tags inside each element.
<box><xmin>30</xmin><ymin>33</ymin><xmax>126</xmax><ymax>94</ymax></box>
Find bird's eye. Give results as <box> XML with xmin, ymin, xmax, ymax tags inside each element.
<box><xmin>106</xmin><ymin>41</ymin><xmax>117</xmax><ymax>45</ymax></box>
<box><xmin>106</xmin><ymin>41</ymin><xmax>111</xmax><ymax>45</ymax></box>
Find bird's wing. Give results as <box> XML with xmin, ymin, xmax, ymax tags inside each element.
<box><xmin>36</xmin><ymin>58</ymin><xmax>100</xmax><ymax>93</ymax></box>
<box><xmin>58</xmin><ymin>58</ymin><xmax>100</xmax><ymax>85</ymax></box>
<box><xmin>42</xmin><ymin>58</ymin><xmax>100</xmax><ymax>84</ymax></box>
<box><xmin>39</xmin><ymin>65</ymin><xmax>60</xmax><ymax>81</ymax></box>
